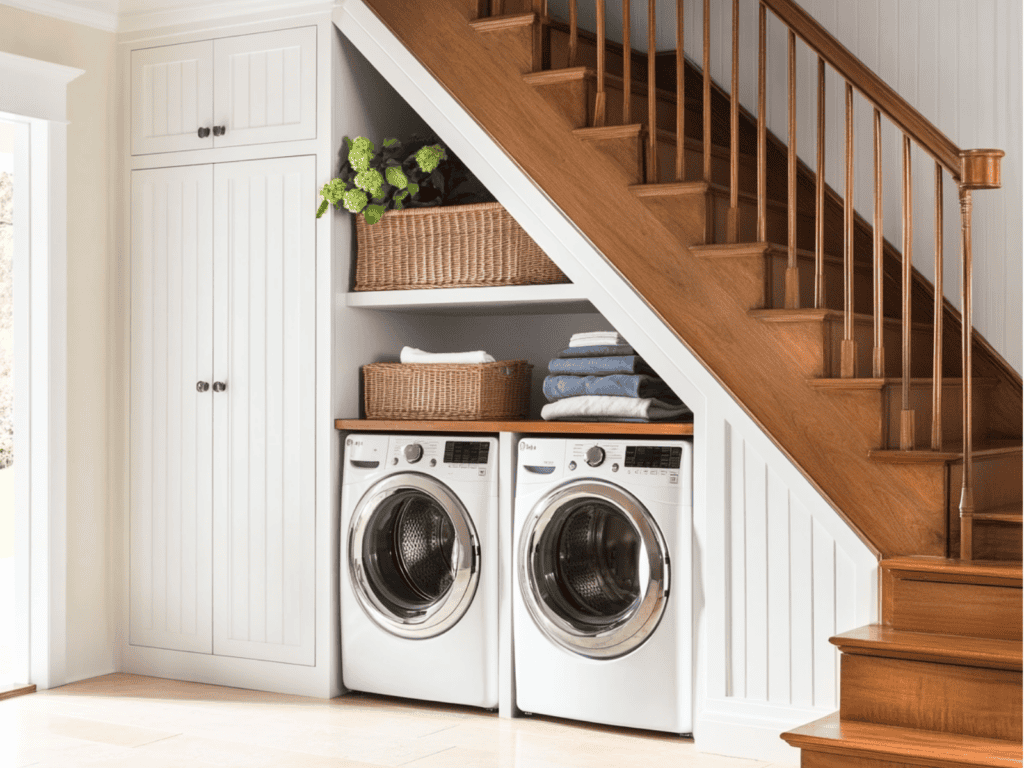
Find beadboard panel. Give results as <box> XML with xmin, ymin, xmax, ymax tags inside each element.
<box><xmin>212</xmin><ymin>156</ymin><xmax>316</xmax><ymax>666</ymax></box>
<box><xmin>129</xmin><ymin>164</ymin><xmax>214</xmax><ymax>654</ymax></box>
<box><xmin>548</xmin><ymin>0</ymin><xmax>1023</xmax><ymax>374</ymax></box>
<box><xmin>130</xmin><ymin>40</ymin><xmax>213</xmax><ymax>155</ymax></box>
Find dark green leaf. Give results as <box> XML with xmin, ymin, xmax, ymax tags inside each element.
<box><xmin>363</xmin><ymin>204</ymin><xmax>386</xmax><ymax>225</ymax></box>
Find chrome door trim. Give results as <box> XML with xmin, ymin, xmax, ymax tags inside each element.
<box><xmin>518</xmin><ymin>479</ymin><xmax>670</xmax><ymax>659</ymax></box>
<box><xmin>348</xmin><ymin>472</ymin><xmax>480</xmax><ymax>639</ymax></box>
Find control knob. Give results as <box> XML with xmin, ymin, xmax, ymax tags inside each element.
<box><xmin>404</xmin><ymin>443</ymin><xmax>424</xmax><ymax>463</ymax></box>
<box><xmin>585</xmin><ymin>446</ymin><xmax>605</xmax><ymax>467</ymax></box>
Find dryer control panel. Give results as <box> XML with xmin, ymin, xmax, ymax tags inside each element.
<box><xmin>388</xmin><ymin>435</ymin><xmax>496</xmax><ymax>482</ymax></box>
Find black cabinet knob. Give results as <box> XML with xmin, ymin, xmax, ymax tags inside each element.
<box><xmin>212</xmin><ymin>125</ymin><xmax>227</xmax><ymax>137</ymax></box>
<box><xmin>196</xmin><ymin>381</ymin><xmax>210</xmax><ymax>392</ymax></box>
<box><xmin>213</xmin><ymin>381</ymin><xmax>227</xmax><ymax>393</ymax></box>
<box><xmin>198</xmin><ymin>127</ymin><xmax>211</xmax><ymax>138</ymax></box>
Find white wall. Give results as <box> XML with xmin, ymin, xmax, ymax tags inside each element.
<box><xmin>550</xmin><ymin>0</ymin><xmax>1023</xmax><ymax>374</ymax></box>
<box><xmin>0</xmin><ymin>5</ymin><xmax>117</xmax><ymax>685</ymax></box>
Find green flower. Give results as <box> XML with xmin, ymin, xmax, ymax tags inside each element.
<box><xmin>320</xmin><ymin>178</ymin><xmax>346</xmax><ymax>205</ymax></box>
<box><xmin>415</xmin><ymin>144</ymin><xmax>445</xmax><ymax>174</ymax></box>
<box><xmin>348</xmin><ymin>137</ymin><xmax>375</xmax><ymax>172</ymax></box>
<box><xmin>355</xmin><ymin>168</ymin><xmax>385</xmax><ymax>198</ymax></box>
<box><xmin>342</xmin><ymin>188</ymin><xmax>368</xmax><ymax>213</ymax></box>
<box><xmin>385</xmin><ymin>166</ymin><xmax>408</xmax><ymax>189</ymax></box>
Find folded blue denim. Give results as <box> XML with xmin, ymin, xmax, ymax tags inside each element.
<box><xmin>547</xmin><ymin>355</ymin><xmax>653</xmax><ymax>375</ymax></box>
<box><xmin>543</xmin><ymin>374</ymin><xmax>678</xmax><ymax>402</ymax></box>
<box><xmin>557</xmin><ymin>344</ymin><xmax>636</xmax><ymax>359</ymax></box>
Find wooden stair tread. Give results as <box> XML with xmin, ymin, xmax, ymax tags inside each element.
<box><xmin>974</xmin><ymin>506</ymin><xmax>1024</xmax><ymax>524</ymax></box>
<box><xmin>749</xmin><ymin>307</ymin><xmax>935</xmax><ymax>332</ymax></box>
<box><xmin>869</xmin><ymin>439</ymin><xmax>1022</xmax><ymax>463</ymax></box>
<box><xmin>690</xmin><ymin>241</ymin><xmax>843</xmax><ymax>265</ymax></box>
<box><xmin>781</xmin><ymin>712</ymin><xmax>1023</xmax><ymax>767</ymax></box>
<box><xmin>628</xmin><ymin>180</ymin><xmax>710</xmax><ymax>197</ymax></box>
<box><xmin>882</xmin><ymin>556</ymin><xmax>1023</xmax><ymax>582</ymax></box>
<box><xmin>573</xmin><ymin>124</ymin><xmax>645</xmax><ymax>141</ymax></box>
<box><xmin>808</xmin><ymin>377</ymin><xmax>999</xmax><ymax>390</ymax></box>
<box><xmin>469</xmin><ymin>12</ymin><xmax>543</xmax><ymax>31</ymax></box>
<box><xmin>832</xmin><ymin>624</ymin><xmax>1022</xmax><ymax>670</ymax></box>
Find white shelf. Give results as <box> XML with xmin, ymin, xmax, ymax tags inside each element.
<box><xmin>345</xmin><ymin>283</ymin><xmax>595</xmax><ymax>315</ymax></box>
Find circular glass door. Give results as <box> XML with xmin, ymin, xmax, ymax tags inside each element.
<box><xmin>348</xmin><ymin>473</ymin><xmax>479</xmax><ymax>639</ymax></box>
<box><xmin>519</xmin><ymin>480</ymin><xmax>670</xmax><ymax>659</ymax></box>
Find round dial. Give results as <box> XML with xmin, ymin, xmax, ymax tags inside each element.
<box><xmin>585</xmin><ymin>446</ymin><xmax>605</xmax><ymax>467</ymax></box>
<box><xmin>404</xmin><ymin>443</ymin><xmax>424</xmax><ymax>463</ymax></box>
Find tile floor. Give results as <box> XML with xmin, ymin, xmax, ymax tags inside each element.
<box><xmin>2</xmin><ymin>674</ymin><xmax>800</xmax><ymax>768</ymax></box>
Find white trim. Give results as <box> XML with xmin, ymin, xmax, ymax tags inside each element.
<box><xmin>0</xmin><ymin>0</ymin><xmax>117</xmax><ymax>31</ymax></box>
<box><xmin>0</xmin><ymin>52</ymin><xmax>84</xmax><ymax>124</ymax></box>
<box><xmin>334</xmin><ymin>2</ymin><xmax>878</xmax><ymax>760</ymax></box>
<box><xmin>117</xmin><ymin>0</ymin><xmax>334</xmax><ymax>35</ymax></box>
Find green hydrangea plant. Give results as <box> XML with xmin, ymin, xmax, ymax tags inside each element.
<box><xmin>315</xmin><ymin>133</ymin><xmax>495</xmax><ymax>224</ymax></box>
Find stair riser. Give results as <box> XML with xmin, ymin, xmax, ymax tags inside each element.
<box><xmin>882</xmin><ymin>573</ymin><xmax>1022</xmax><ymax>640</ymax></box>
<box><xmin>948</xmin><ymin>454</ymin><xmax>1024</xmax><ymax>560</ymax></box>
<box><xmin>822</xmin><ymin>318</ymin><xmax>936</xmax><ymax>379</ymax></box>
<box><xmin>765</xmin><ymin>253</ymin><xmax>875</xmax><ymax>315</ymax></box>
<box><xmin>880</xmin><ymin>382</ymin><xmax>995</xmax><ymax>450</ymax></box>
<box><xmin>840</xmin><ymin>654</ymin><xmax>1022</xmax><ymax>741</ymax></box>
<box><xmin>802</xmin><ymin>753</ymin><xmax>970</xmax><ymax>768</ymax></box>
<box><xmin>578</xmin><ymin>130</ymin><xmax>645</xmax><ymax>184</ymax></box>
<box><xmin>530</xmin><ymin>74</ymin><xmax>594</xmax><ymax>128</ymax></box>
<box><xmin>473</xmin><ymin>18</ymin><xmax>543</xmax><ymax>74</ymax></box>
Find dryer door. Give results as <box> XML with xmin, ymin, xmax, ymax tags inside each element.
<box><xmin>519</xmin><ymin>480</ymin><xmax>670</xmax><ymax>659</ymax></box>
<box><xmin>349</xmin><ymin>473</ymin><xmax>480</xmax><ymax>639</ymax></box>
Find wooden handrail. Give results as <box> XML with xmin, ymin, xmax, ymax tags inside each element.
<box><xmin>760</xmin><ymin>0</ymin><xmax>962</xmax><ymax>178</ymax></box>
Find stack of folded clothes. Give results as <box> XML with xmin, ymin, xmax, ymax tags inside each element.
<box><xmin>540</xmin><ymin>332</ymin><xmax>692</xmax><ymax>422</ymax></box>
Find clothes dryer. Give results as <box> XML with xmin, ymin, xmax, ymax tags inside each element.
<box><xmin>340</xmin><ymin>433</ymin><xmax>498</xmax><ymax>708</ymax></box>
<box><xmin>513</xmin><ymin>437</ymin><xmax>692</xmax><ymax>733</ymax></box>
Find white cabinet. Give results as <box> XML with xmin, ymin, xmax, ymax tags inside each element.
<box><xmin>129</xmin><ymin>156</ymin><xmax>317</xmax><ymax>666</ymax></box>
<box><xmin>131</xmin><ymin>27</ymin><xmax>317</xmax><ymax>155</ymax></box>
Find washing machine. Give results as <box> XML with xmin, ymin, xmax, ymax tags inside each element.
<box><xmin>513</xmin><ymin>437</ymin><xmax>692</xmax><ymax>734</ymax></box>
<box><xmin>340</xmin><ymin>433</ymin><xmax>498</xmax><ymax>708</ymax></box>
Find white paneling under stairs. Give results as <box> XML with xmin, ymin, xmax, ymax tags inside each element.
<box><xmin>129</xmin><ymin>164</ymin><xmax>214</xmax><ymax>655</ymax></box>
<box><xmin>212</xmin><ymin>156</ymin><xmax>317</xmax><ymax>666</ymax></box>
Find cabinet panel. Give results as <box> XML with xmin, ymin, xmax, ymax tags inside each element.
<box><xmin>131</xmin><ymin>42</ymin><xmax>214</xmax><ymax>155</ymax></box>
<box><xmin>130</xmin><ymin>165</ymin><xmax>215</xmax><ymax>653</ymax></box>
<box><xmin>213</xmin><ymin>28</ymin><xmax>317</xmax><ymax>148</ymax></box>
<box><xmin>212</xmin><ymin>156</ymin><xmax>317</xmax><ymax>665</ymax></box>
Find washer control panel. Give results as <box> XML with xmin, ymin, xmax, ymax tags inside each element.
<box><xmin>388</xmin><ymin>436</ymin><xmax>495</xmax><ymax>481</ymax></box>
<box><xmin>566</xmin><ymin>442</ymin><xmax>682</xmax><ymax>487</ymax></box>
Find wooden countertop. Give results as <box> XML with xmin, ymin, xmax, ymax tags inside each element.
<box><xmin>334</xmin><ymin>418</ymin><xmax>694</xmax><ymax>436</ymax></box>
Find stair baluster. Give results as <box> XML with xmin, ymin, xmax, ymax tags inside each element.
<box><xmin>785</xmin><ymin>30</ymin><xmax>798</xmax><ymax>308</ymax></box>
<box><xmin>841</xmin><ymin>81</ymin><xmax>855</xmax><ymax>376</ymax></box>
<box><xmin>594</xmin><ymin>0</ymin><xmax>607</xmax><ymax>126</ymax></box>
<box><xmin>932</xmin><ymin>165</ymin><xmax>944</xmax><ymax>450</ymax></box>
<box><xmin>727</xmin><ymin>0</ymin><xmax>739</xmax><ymax>242</ymax></box>
<box><xmin>757</xmin><ymin>2</ymin><xmax>766</xmax><ymax>243</ymax></box>
<box><xmin>814</xmin><ymin>57</ymin><xmax>825</xmax><ymax>309</ymax></box>
<box><xmin>901</xmin><ymin>135</ymin><xmax>916</xmax><ymax>449</ymax></box>
<box><xmin>960</xmin><ymin>185</ymin><xmax>975</xmax><ymax>557</ymax></box>
<box><xmin>568</xmin><ymin>0</ymin><xmax>577</xmax><ymax>66</ymax></box>
<box><xmin>872</xmin><ymin>108</ymin><xmax>884</xmax><ymax>377</ymax></box>
<box><xmin>647</xmin><ymin>0</ymin><xmax>656</xmax><ymax>181</ymax></box>
<box><xmin>676</xmin><ymin>0</ymin><xmax>685</xmax><ymax>181</ymax></box>
<box><xmin>702</xmin><ymin>0</ymin><xmax>711</xmax><ymax>183</ymax></box>
<box><xmin>622</xmin><ymin>0</ymin><xmax>631</xmax><ymax>124</ymax></box>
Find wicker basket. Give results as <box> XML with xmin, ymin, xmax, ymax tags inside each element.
<box><xmin>363</xmin><ymin>361</ymin><xmax>533</xmax><ymax>421</ymax></box>
<box><xmin>354</xmin><ymin>202</ymin><xmax>568</xmax><ymax>291</ymax></box>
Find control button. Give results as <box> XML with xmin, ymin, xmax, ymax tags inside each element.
<box><xmin>429</xmin><ymin>458</ymin><xmax>437</xmax><ymax>467</ymax></box>
<box><xmin>568</xmin><ymin>461</ymin><xmax>577</xmax><ymax>471</ymax></box>
<box><xmin>404</xmin><ymin>443</ymin><xmax>424</xmax><ymax>463</ymax></box>
<box><xmin>392</xmin><ymin>457</ymin><xmax>399</xmax><ymax>465</ymax></box>
<box><xmin>612</xmin><ymin>463</ymin><xmax>619</xmax><ymax>472</ymax></box>
<box><xmin>585</xmin><ymin>446</ymin><xmax>605</xmax><ymax>467</ymax></box>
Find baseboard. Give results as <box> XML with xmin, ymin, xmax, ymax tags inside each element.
<box><xmin>697</xmin><ymin>704</ymin><xmax>825</xmax><ymax>764</ymax></box>
<box><xmin>0</xmin><ymin>683</ymin><xmax>36</xmax><ymax>701</ymax></box>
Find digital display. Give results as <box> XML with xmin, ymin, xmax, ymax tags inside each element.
<box><xmin>624</xmin><ymin>445</ymin><xmax>682</xmax><ymax>469</ymax></box>
<box><xmin>444</xmin><ymin>441</ymin><xmax>491</xmax><ymax>465</ymax></box>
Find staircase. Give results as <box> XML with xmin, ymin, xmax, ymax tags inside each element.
<box><xmin>355</xmin><ymin>0</ymin><xmax>1023</xmax><ymax>763</ymax></box>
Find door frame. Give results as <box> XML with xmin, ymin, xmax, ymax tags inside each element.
<box><xmin>0</xmin><ymin>50</ymin><xmax>82</xmax><ymax>689</ymax></box>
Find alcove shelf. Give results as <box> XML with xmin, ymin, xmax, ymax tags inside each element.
<box><xmin>334</xmin><ymin>419</ymin><xmax>694</xmax><ymax>436</ymax></box>
<box><xmin>345</xmin><ymin>283</ymin><xmax>593</xmax><ymax>315</ymax></box>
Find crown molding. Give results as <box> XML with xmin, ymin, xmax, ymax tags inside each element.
<box><xmin>117</xmin><ymin>0</ymin><xmax>335</xmax><ymax>34</ymax></box>
<box><xmin>0</xmin><ymin>0</ymin><xmax>118</xmax><ymax>31</ymax></box>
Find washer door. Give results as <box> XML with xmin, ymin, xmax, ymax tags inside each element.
<box><xmin>519</xmin><ymin>480</ymin><xmax>670</xmax><ymax>659</ymax></box>
<box><xmin>348</xmin><ymin>473</ymin><xmax>480</xmax><ymax>639</ymax></box>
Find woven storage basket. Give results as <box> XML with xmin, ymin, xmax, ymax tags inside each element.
<box><xmin>363</xmin><ymin>361</ymin><xmax>533</xmax><ymax>421</ymax></box>
<box><xmin>354</xmin><ymin>202</ymin><xmax>568</xmax><ymax>291</ymax></box>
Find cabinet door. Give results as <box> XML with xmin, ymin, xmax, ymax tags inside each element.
<box><xmin>212</xmin><ymin>156</ymin><xmax>317</xmax><ymax>665</ymax></box>
<box><xmin>131</xmin><ymin>41</ymin><xmax>214</xmax><ymax>155</ymax></box>
<box><xmin>212</xmin><ymin>28</ymin><xmax>317</xmax><ymax>149</ymax></box>
<box><xmin>130</xmin><ymin>165</ymin><xmax>215</xmax><ymax>653</ymax></box>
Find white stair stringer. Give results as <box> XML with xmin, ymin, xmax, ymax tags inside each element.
<box><xmin>334</xmin><ymin>2</ymin><xmax>878</xmax><ymax>763</ymax></box>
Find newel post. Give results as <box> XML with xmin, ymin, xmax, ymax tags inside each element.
<box><xmin>956</xmin><ymin>148</ymin><xmax>1003</xmax><ymax>560</ymax></box>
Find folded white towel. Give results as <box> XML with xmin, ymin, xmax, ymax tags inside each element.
<box><xmin>400</xmin><ymin>346</ymin><xmax>496</xmax><ymax>364</ymax></box>
<box><xmin>569</xmin><ymin>331</ymin><xmax>627</xmax><ymax>348</ymax></box>
<box><xmin>540</xmin><ymin>395</ymin><xmax>691</xmax><ymax>422</ymax></box>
